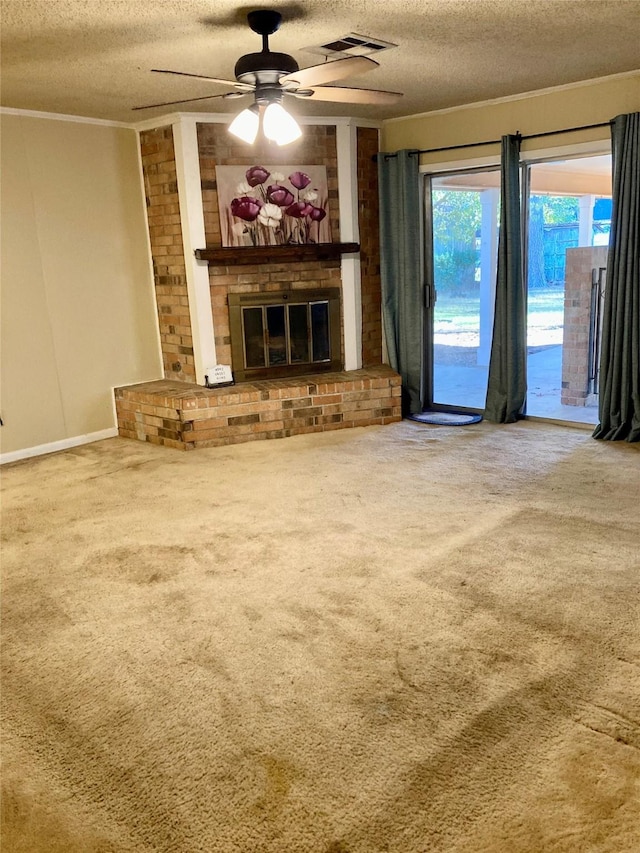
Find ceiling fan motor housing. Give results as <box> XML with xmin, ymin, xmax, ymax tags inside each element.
<box><xmin>234</xmin><ymin>51</ymin><xmax>300</xmax><ymax>87</ymax></box>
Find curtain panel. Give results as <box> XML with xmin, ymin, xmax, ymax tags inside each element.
<box><xmin>593</xmin><ymin>112</ymin><xmax>640</xmax><ymax>442</ymax></box>
<box><xmin>484</xmin><ymin>134</ymin><xmax>527</xmax><ymax>423</ymax></box>
<box><xmin>378</xmin><ymin>149</ymin><xmax>423</xmax><ymax>415</ymax></box>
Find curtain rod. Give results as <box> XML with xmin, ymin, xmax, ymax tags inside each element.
<box><xmin>376</xmin><ymin>120</ymin><xmax>613</xmax><ymax>161</ymax></box>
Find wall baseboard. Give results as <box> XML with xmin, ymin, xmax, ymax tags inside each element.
<box><xmin>0</xmin><ymin>428</ymin><xmax>119</xmax><ymax>465</ymax></box>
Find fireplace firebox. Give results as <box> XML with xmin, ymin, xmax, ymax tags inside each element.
<box><xmin>229</xmin><ymin>288</ymin><xmax>341</xmax><ymax>382</ymax></box>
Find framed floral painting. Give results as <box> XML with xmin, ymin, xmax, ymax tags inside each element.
<box><xmin>216</xmin><ymin>164</ymin><xmax>331</xmax><ymax>247</ymax></box>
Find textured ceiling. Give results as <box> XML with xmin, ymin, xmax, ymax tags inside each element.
<box><xmin>1</xmin><ymin>0</ymin><xmax>639</xmax><ymax>124</ymax></box>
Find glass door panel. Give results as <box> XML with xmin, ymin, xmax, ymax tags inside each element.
<box><xmin>242</xmin><ymin>307</ymin><xmax>266</xmax><ymax>368</ymax></box>
<box><xmin>266</xmin><ymin>305</ymin><xmax>287</xmax><ymax>366</ymax></box>
<box><xmin>310</xmin><ymin>301</ymin><xmax>330</xmax><ymax>362</ymax></box>
<box><xmin>431</xmin><ymin>169</ymin><xmax>501</xmax><ymax>409</ymax></box>
<box><xmin>288</xmin><ymin>304</ymin><xmax>309</xmax><ymax>364</ymax></box>
<box><xmin>525</xmin><ymin>155</ymin><xmax>611</xmax><ymax>424</ymax></box>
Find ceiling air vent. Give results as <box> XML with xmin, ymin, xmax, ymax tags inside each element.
<box><xmin>303</xmin><ymin>33</ymin><xmax>397</xmax><ymax>59</ymax></box>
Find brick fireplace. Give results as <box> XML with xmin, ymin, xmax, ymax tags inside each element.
<box><xmin>114</xmin><ymin>117</ymin><xmax>401</xmax><ymax>450</ymax></box>
<box><xmin>198</xmin><ymin>123</ymin><xmax>345</xmax><ymax>370</ymax></box>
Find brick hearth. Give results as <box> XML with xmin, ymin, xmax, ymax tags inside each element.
<box><xmin>115</xmin><ymin>366</ymin><xmax>401</xmax><ymax>451</ymax></box>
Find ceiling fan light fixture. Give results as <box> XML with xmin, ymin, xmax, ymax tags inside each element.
<box><xmin>228</xmin><ymin>104</ymin><xmax>260</xmax><ymax>144</ymax></box>
<box><xmin>262</xmin><ymin>102</ymin><xmax>302</xmax><ymax>146</ymax></box>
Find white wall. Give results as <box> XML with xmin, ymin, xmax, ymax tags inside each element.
<box><xmin>0</xmin><ymin>113</ymin><xmax>163</xmax><ymax>459</ymax></box>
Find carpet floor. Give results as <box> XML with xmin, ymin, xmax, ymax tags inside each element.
<box><xmin>1</xmin><ymin>420</ymin><xmax>639</xmax><ymax>852</ymax></box>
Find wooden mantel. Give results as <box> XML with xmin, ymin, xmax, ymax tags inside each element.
<box><xmin>194</xmin><ymin>243</ymin><xmax>360</xmax><ymax>265</ymax></box>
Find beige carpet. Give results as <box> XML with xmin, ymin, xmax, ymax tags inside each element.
<box><xmin>2</xmin><ymin>420</ymin><xmax>639</xmax><ymax>853</ymax></box>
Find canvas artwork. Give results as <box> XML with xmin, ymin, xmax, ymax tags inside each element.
<box><xmin>216</xmin><ymin>164</ymin><xmax>331</xmax><ymax>247</ymax></box>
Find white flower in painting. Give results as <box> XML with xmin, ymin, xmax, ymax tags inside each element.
<box><xmin>258</xmin><ymin>203</ymin><xmax>283</xmax><ymax>228</ymax></box>
<box><xmin>232</xmin><ymin>222</ymin><xmax>247</xmax><ymax>236</ymax></box>
<box><xmin>236</xmin><ymin>181</ymin><xmax>254</xmax><ymax>194</ymax></box>
<box><xmin>302</xmin><ymin>189</ymin><xmax>318</xmax><ymax>202</ymax></box>
<box><xmin>270</xmin><ymin>171</ymin><xmax>285</xmax><ymax>182</ymax></box>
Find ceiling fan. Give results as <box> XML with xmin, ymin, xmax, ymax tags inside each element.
<box><xmin>133</xmin><ymin>9</ymin><xmax>402</xmax><ymax>143</ymax></box>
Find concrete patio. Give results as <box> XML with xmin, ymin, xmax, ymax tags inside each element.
<box><xmin>432</xmin><ymin>344</ymin><xmax>599</xmax><ymax>427</ymax></box>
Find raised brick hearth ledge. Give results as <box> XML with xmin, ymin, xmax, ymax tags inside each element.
<box><xmin>115</xmin><ymin>366</ymin><xmax>402</xmax><ymax>450</ymax></box>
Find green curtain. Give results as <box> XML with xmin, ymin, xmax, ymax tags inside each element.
<box><xmin>378</xmin><ymin>149</ymin><xmax>423</xmax><ymax>415</ymax></box>
<box><xmin>593</xmin><ymin>112</ymin><xmax>640</xmax><ymax>443</ymax></box>
<box><xmin>484</xmin><ymin>134</ymin><xmax>527</xmax><ymax>423</ymax></box>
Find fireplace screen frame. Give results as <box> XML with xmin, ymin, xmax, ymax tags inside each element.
<box><xmin>228</xmin><ymin>288</ymin><xmax>342</xmax><ymax>382</ymax></box>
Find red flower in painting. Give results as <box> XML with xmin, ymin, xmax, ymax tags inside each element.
<box><xmin>289</xmin><ymin>171</ymin><xmax>311</xmax><ymax>191</ymax></box>
<box><xmin>308</xmin><ymin>206</ymin><xmax>327</xmax><ymax>222</ymax></box>
<box><xmin>285</xmin><ymin>201</ymin><xmax>314</xmax><ymax>218</ymax></box>
<box><xmin>245</xmin><ymin>166</ymin><xmax>270</xmax><ymax>187</ymax></box>
<box><xmin>267</xmin><ymin>184</ymin><xmax>295</xmax><ymax>207</ymax></box>
<box><xmin>231</xmin><ymin>196</ymin><xmax>263</xmax><ymax>222</ymax></box>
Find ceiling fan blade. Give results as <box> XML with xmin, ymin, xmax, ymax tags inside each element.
<box><xmin>280</xmin><ymin>55</ymin><xmax>379</xmax><ymax>88</ymax></box>
<box><xmin>151</xmin><ymin>68</ymin><xmax>253</xmax><ymax>91</ymax></box>
<box><xmin>132</xmin><ymin>92</ymin><xmax>243</xmax><ymax>111</ymax></box>
<box><xmin>290</xmin><ymin>85</ymin><xmax>403</xmax><ymax>105</ymax></box>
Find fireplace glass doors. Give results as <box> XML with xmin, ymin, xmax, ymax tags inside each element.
<box><xmin>229</xmin><ymin>288</ymin><xmax>341</xmax><ymax>381</ymax></box>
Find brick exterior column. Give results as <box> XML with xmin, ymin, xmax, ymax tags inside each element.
<box><xmin>562</xmin><ymin>246</ymin><xmax>608</xmax><ymax>405</ymax></box>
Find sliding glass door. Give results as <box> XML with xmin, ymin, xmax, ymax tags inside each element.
<box><xmin>427</xmin><ymin>168</ymin><xmax>501</xmax><ymax>410</ymax></box>
<box><xmin>524</xmin><ymin>155</ymin><xmax>611</xmax><ymax>424</ymax></box>
<box><xmin>425</xmin><ymin>155</ymin><xmax>611</xmax><ymax>423</ymax></box>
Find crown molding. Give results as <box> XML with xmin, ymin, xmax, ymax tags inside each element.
<box><xmin>383</xmin><ymin>70</ymin><xmax>640</xmax><ymax>125</ymax></box>
<box><xmin>0</xmin><ymin>106</ymin><xmax>130</xmax><ymax>128</ymax></box>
